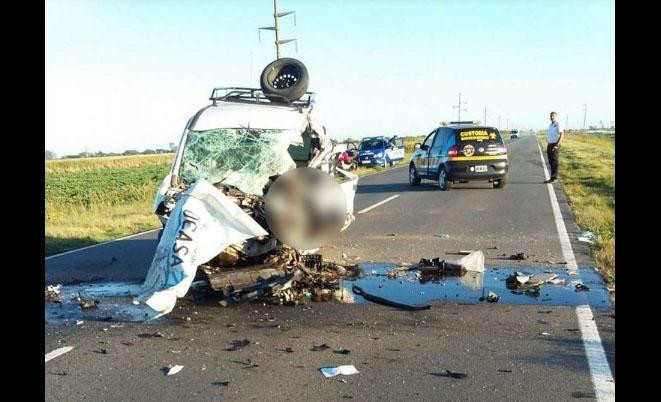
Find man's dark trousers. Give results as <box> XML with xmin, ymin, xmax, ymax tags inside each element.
<box><xmin>547</xmin><ymin>143</ymin><xmax>559</xmax><ymax>179</ymax></box>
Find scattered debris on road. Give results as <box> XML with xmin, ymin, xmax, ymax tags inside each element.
<box><xmin>352</xmin><ymin>285</ymin><xmax>431</xmax><ymax>311</ymax></box>
<box><xmin>75</xmin><ymin>292</ymin><xmax>99</xmax><ymax>311</ymax></box>
<box><xmin>577</xmin><ymin>231</ymin><xmax>598</xmax><ymax>244</ymax></box>
<box><xmin>45</xmin><ymin>284</ymin><xmax>62</xmax><ymax>303</ymax></box>
<box><xmin>225</xmin><ymin>339</ymin><xmax>250</xmax><ymax>351</ymax></box>
<box><xmin>311</xmin><ymin>343</ymin><xmax>331</xmax><ymax>352</ymax></box>
<box><xmin>431</xmin><ymin>370</ymin><xmax>467</xmax><ymax>379</ymax></box>
<box><xmin>509</xmin><ymin>252</ymin><xmax>528</xmax><ymax>260</ymax></box>
<box><xmin>320</xmin><ymin>365</ymin><xmax>360</xmax><ymax>378</ymax></box>
<box><xmin>418</xmin><ymin>251</ymin><xmax>485</xmax><ymax>274</ymax></box>
<box><xmin>434</xmin><ymin>233</ymin><xmax>450</xmax><ymax>239</ymax></box>
<box><xmin>138</xmin><ymin>332</ymin><xmax>165</xmax><ymax>339</ymax></box>
<box><xmin>213</xmin><ymin>381</ymin><xmax>230</xmax><ymax>387</ymax></box>
<box><xmin>164</xmin><ymin>365</ymin><xmax>184</xmax><ymax>376</ymax></box>
<box><xmin>486</xmin><ymin>291</ymin><xmax>500</xmax><ymax>303</ymax></box>
<box><xmin>575</xmin><ymin>283</ymin><xmax>590</xmax><ymax>292</ymax></box>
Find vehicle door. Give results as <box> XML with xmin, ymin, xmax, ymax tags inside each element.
<box><xmin>385</xmin><ymin>137</ymin><xmax>405</xmax><ymax>161</ymax></box>
<box><xmin>427</xmin><ymin>128</ymin><xmax>448</xmax><ymax>175</ymax></box>
<box><xmin>415</xmin><ymin>129</ymin><xmax>437</xmax><ymax>176</ymax></box>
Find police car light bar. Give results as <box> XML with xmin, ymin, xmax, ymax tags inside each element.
<box><xmin>449</xmin><ymin>121</ymin><xmax>477</xmax><ymax>125</ymax></box>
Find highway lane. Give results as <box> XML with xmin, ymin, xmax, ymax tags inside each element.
<box><xmin>45</xmin><ymin>134</ymin><xmax>614</xmax><ymax>401</ymax></box>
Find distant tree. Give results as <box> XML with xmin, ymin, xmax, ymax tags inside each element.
<box><xmin>168</xmin><ymin>142</ymin><xmax>177</xmax><ymax>151</ymax></box>
<box><xmin>45</xmin><ymin>150</ymin><xmax>57</xmax><ymax>160</ymax></box>
<box><xmin>142</xmin><ymin>149</ymin><xmax>156</xmax><ymax>155</ymax></box>
<box><xmin>122</xmin><ymin>149</ymin><xmax>139</xmax><ymax>156</ymax></box>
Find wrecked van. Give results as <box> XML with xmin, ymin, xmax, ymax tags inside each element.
<box><xmin>139</xmin><ymin>59</ymin><xmax>359</xmax><ymax>317</ymax></box>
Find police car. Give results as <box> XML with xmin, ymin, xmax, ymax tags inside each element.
<box><xmin>409</xmin><ymin>122</ymin><xmax>508</xmax><ymax>190</ymax></box>
<box><xmin>357</xmin><ymin>136</ymin><xmax>405</xmax><ymax>167</ymax></box>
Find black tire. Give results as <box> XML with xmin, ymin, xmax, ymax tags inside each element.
<box><xmin>409</xmin><ymin>164</ymin><xmax>421</xmax><ymax>186</ymax></box>
<box><xmin>493</xmin><ymin>175</ymin><xmax>507</xmax><ymax>189</ymax></box>
<box><xmin>260</xmin><ymin>58</ymin><xmax>309</xmax><ymax>103</ymax></box>
<box><xmin>438</xmin><ymin>166</ymin><xmax>452</xmax><ymax>191</ymax></box>
<box><xmin>389</xmin><ymin>160</ymin><xmax>394</xmax><ymax>167</ymax></box>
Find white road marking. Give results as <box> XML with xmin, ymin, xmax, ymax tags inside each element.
<box><xmin>45</xmin><ymin>346</ymin><xmax>74</xmax><ymax>362</ymax></box>
<box><xmin>536</xmin><ymin>139</ymin><xmax>614</xmax><ymax>401</ymax></box>
<box><xmin>45</xmin><ymin>229</ymin><xmax>161</xmax><ymax>260</ymax></box>
<box><xmin>357</xmin><ymin>194</ymin><xmax>400</xmax><ymax>214</ymax></box>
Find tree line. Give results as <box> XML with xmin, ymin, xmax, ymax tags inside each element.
<box><xmin>46</xmin><ymin>143</ymin><xmax>178</xmax><ymax>160</ymax></box>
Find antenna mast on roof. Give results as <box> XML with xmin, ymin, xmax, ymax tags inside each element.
<box><xmin>259</xmin><ymin>0</ymin><xmax>297</xmax><ymax>59</ymax></box>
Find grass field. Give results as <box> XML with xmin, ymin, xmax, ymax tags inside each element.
<box><xmin>45</xmin><ymin>154</ymin><xmax>173</xmax><ymax>255</ymax></box>
<box><xmin>538</xmin><ymin>133</ymin><xmax>615</xmax><ymax>288</ymax></box>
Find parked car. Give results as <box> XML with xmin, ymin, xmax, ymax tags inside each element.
<box><xmin>510</xmin><ymin>129</ymin><xmax>519</xmax><ymax>139</ymax></box>
<box><xmin>357</xmin><ymin>136</ymin><xmax>404</xmax><ymax>167</ymax></box>
<box><xmin>409</xmin><ymin>122</ymin><xmax>508</xmax><ymax>190</ymax></box>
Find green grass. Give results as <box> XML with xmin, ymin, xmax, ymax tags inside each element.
<box><xmin>538</xmin><ymin>133</ymin><xmax>615</xmax><ymax>288</ymax></box>
<box><xmin>45</xmin><ymin>154</ymin><xmax>173</xmax><ymax>256</ymax></box>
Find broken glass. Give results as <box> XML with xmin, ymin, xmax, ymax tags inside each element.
<box><xmin>179</xmin><ymin>128</ymin><xmax>298</xmax><ymax>195</ymax></box>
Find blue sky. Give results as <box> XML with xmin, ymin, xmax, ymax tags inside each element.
<box><xmin>45</xmin><ymin>0</ymin><xmax>614</xmax><ymax>156</ymax></box>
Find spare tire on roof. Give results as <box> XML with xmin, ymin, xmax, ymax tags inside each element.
<box><xmin>260</xmin><ymin>58</ymin><xmax>309</xmax><ymax>103</ymax></box>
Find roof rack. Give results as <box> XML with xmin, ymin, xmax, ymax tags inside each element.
<box><xmin>209</xmin><ymin>87</ymin><xmax>315</xmax><ymax>108</ymax></box>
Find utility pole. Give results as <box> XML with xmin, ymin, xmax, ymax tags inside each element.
<box><xmin>259</xmin><ymin>0</ymin><xmax>297</xmax><ymax>60</ymax></box>
<box><xmin>565</xmin><ymin>114</ymin><xmax>568</xmax><ymax>130</ymax></box>
<box><xmin>582</xmin><ymin>104</ymin><xmax>587</xmax><ymax>130</ymax></box>
<box><xmin>484</xmin><ymin>107</ymin><xmax>487</xmax><ymax>125</ymax></box>
<box><xmin>498</xmin><ymin>114</ymin><xmax>501</xmax><ymax>130</ymax></box>
<box><xmin>506</xmin><ymin>119</ymin><xmax>509</xmax><ymax>131</ymax></box>
<box><xmin>452</xmin><ymin>93</ymin><xmax>467</xmax><ymax>121</ymax></box>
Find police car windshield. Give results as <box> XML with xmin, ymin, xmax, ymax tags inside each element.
<box><xmin>360</xmin><ymin>140</ymin><xmax>384</xmax><ymax>150</ymax></box>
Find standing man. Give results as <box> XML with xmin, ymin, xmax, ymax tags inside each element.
<box><xmin>545</xmin><ymin>111</ymin><xmax>564</xmax><ymax>183</ymax></box>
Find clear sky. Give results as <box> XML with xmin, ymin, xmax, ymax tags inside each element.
<box><xmin>45</xmin><ymin>0</ymin><xmax>614</xmax><ymax>156</ymax></box>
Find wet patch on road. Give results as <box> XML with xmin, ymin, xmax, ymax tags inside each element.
<box><xmin>342</xmin><ymin>264</ymin><xmax>611</xmax><ymax>310</ymax></box>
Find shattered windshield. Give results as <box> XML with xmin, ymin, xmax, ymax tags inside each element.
<box><xmin>179</xmin><ymin>128</ymin><xmax>297</xmax><ymax>195</ymax></box>
<box><xmin>360</xmin><ymin>140</ymin><xmax>384</xmax><ymax>151</ymax></box>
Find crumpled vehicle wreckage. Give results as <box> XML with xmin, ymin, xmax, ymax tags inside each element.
<box><xmin>136</xmin><ymin>59</ymin><xmax>359</xmax><ymax>317</ymax></box>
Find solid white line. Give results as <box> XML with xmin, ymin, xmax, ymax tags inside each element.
<box><xmin>45</xmin><ymin>229</ymin><xmax>160</xmax><ymax>260</ymax></box>
<box><xmin>536</xmin><ymin>139</ymin><xmax>614</xmax><ymax>401</ymax></box>
<box><xmin>357</xmin><ymin>194</ymin><xmax>400</xmax><ymax>214</ymax></box>
<box><xmin>535</xmin><ymin>141</ymin><xmax>578</xmax><ymax>270</ymax></box>
<box><xmin>45</xmin><ymin>346</ymin><xmax>74</xmax><ymax>362</ymax></box>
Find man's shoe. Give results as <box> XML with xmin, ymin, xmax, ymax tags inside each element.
<box><xmin>544</xmin><ymin>177</ymin><xmax>557</xmax><ymax>184</ymax></box>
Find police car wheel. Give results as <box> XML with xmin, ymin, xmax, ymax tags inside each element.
<box><xmin>438</xmin><ymin>167</ymin><xmax>452</xmax><ymax>191</ymax></box>
<box><xmin>409</xmin><ymin>165</ymin><xmax>421</xmax><ymax>186</ymax></box>
<box><xmin>493</xmin><ymin>176</ymin><xmax>507</xmax><ymax>189</ymax></box>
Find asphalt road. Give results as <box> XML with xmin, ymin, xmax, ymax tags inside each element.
<box><xmin>45</xmin><ymin>135</ymin><xmax>615</xmax><ymax>401</ymax></box>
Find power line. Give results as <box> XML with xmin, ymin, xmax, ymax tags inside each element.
<box><xmin>452</xmin><ymin>93</ymin><xmax>467</xmax><ymax>121</ymax></box>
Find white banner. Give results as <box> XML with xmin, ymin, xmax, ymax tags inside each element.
<box><xmin>137</xmin><ymin>179</ymin><xmax>268</xmax><ymax>317</ymax></box>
